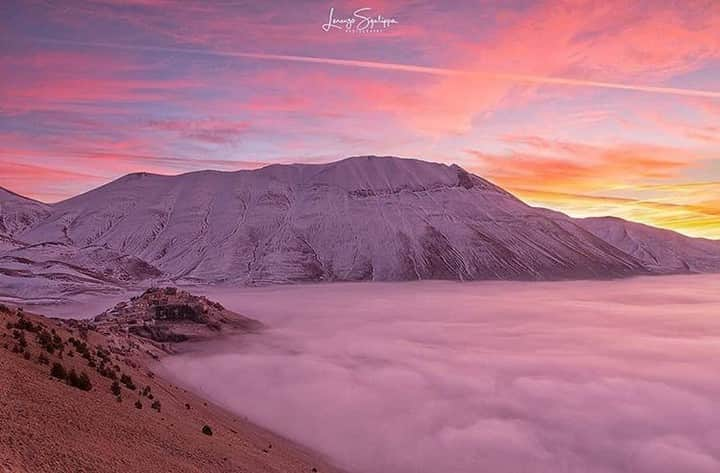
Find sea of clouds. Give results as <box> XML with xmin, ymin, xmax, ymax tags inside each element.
<box><xmin>159</xmin><ymin>275</ymin><xmax>720</xmax><ymax>473</ymax></box>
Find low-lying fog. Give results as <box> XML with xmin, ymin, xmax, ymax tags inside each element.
<box><xmin>157</xmin><ymin>275</ymin><xmax>720</xmax><ymax>473</ymax></box>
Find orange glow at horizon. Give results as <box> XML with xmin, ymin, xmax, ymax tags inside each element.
<box><xmin>508</xmin><ymin>186</ymin><xmax>720</xmax><ymax>239</ymax></box>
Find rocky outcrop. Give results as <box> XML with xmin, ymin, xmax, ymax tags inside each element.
<box><xmin>93</xmin><ymin>287</ymin><xmax>262</xmax><ymax>353</ymax></box>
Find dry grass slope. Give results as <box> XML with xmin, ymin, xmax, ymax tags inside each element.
<box><xmin>0</xmin><ymin>304</ymin><xmax>342</xmax><ymax>473</ymax></box>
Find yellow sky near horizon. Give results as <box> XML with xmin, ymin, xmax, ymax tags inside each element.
<box><xmin>512</xmin><ymin>185</ymin><xmax>720</xmax><ymax>239</ymax></box>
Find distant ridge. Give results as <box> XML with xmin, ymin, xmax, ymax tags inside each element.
<box><xmin>580</xmin><ymin>216</ymin><xmax>720</xmax><ymax>273</ymax></box>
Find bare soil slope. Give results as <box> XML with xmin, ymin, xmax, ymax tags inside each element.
<box><xmin>0</xmin><ymin>304</ymin><xmax>340</xmax><ymax>473</ymax></box>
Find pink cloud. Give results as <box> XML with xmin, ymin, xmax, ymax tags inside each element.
<box><xmin>0</xmin><ymin>51</ymin><xmax>200</xmax><ymax>114</ymax></box>
<box><xmin>147</xmin><ymin>118</ymin><xmax>252</xmax><ymax>144</ymax></box>
<box><xmin>466</xmin><ymin>137</ymin><xmax>705</xmax><ymax>192</ymax></box>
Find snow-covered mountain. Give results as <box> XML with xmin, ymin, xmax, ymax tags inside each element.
<box><xmin>0</xmin><ymin>187</ymin><xmax>50</xmax><ymax>242</ymax></box>
<box><xmin>0</xmin><ymin>186</ymin><xmax>160</xmax><ymax>302</ymax></box>
<box><xmin>1</xmin><ymin>156</ymin><xmax>718</xmax><ymax>299</ymax></box>
<box><xmin>578</xmin><ymin>216</ymin><xmax>720</xmax><ymax>273</ymax></box>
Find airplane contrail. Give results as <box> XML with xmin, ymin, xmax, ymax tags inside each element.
<box><xmin>34</xmin><ymin>38</ymin><xmax>720</xmax><ymax>99</ymax></box>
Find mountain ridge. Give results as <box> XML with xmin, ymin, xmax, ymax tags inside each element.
<box><xmin>580</xmin><ymin>216</ymin><xmax>720</xmax><ymax>273</ymax></box>
<box><xmin>1</xmin><ymin>156</ymin><xmax>718</xmax><ymax>300</ymax></box>
<box><xmin>5</xmin><ymin>156</ymin><xmax>511</xmax><ymax>206</ymax></box>
<box><xmin>0</xmin><ymin>185</ymin><xmax>51</xmax><ymax>240</ymax></box>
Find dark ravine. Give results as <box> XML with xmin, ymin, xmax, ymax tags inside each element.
<box><xmin>1</xmin><ymin>156</ymin><xmax>718</xmax><ymax>299</ymax></box>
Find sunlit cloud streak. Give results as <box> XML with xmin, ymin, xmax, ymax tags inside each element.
<box><xmin>466</xmin><ymin>137</ymin><xmax>720</xmax><ymax>238</ymax></box>
<box><xmin>32</xmin><ymin>38</ymin><xmax>720</xmax><ymax>99</ymax></box>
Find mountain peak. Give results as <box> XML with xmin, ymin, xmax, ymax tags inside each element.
<box><xmin>93</xmin><ymin>156</ymin><xmax>502</xmax><ymax>197</ymax></box>
<box><xmin>282</xmin><ymin>155</ymin><xmax>506</xmax><ymax>195</ymax></box>
<box><xmin>308</xmin><ymin>155</ymin><xmax>458</xmax><ymax>192</ymax></box>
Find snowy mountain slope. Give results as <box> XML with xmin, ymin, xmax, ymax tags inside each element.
<box><xmin>0</xmin><ymin>241</ymin><xmax>162</xmax><ymax>302</ymax></box>
<box><xmin>12</xmin><ymin>156</ymin><xmax>648</xmax><ymax>283</ymax></box>
<box><xmin>1</xmin><ymin>242</ymin><xmax>162</xmax><ymax>283</ymax></box>
<box><xmin>2</xmin><ymin>156</ymin><xmax>718</xmax><ymax>292</ymax></box>
<box><xmin>0</xmin><ymin>187</ymin><xmax>50</xmax><ymax>238</ymax></box>
<box><xmin>578</xmin><ymin>216</ymin><xmax>720</xmax><ymax>273</ymax></box>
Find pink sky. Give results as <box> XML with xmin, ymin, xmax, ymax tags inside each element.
<box><xmin>1</xmin><ymin>0</ymin><xmax>719</xmax><ymax>237</ymax></box>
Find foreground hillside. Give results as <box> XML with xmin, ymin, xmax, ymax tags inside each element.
<box><xmin>0</xmin><ymin>300</ymin><xmax>340</xmax><ymax>473</ymax></box>
<box><xmin>1</xmin><ymin>156</ymin><xmax>719</xmax><ymax>301</ymax></box>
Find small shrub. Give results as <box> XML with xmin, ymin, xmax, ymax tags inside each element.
<box><xmin>66</xmin><ymin>369</ymin><xmax>92</xmax><ymax>391</ymax></box>
<box><xmin>135</xmin><ymin>400</ymin><xmax>143</xmax><ymax>409</ymax></box>
<box><xmin>111</xmin><ymin>380</ymin><xmax>121</xmax><ymax>396</ymax></box>
<box><xmin>16</xmin><ymin>317</ymin><xmax>37</xmax><ymax>332</ymax></box>
<box><xmin>96</xmin><ymin>347</ymin><xmax>111</xmax><ymax>362</ymax></box>
<box><xmin>66</xmin><ymin>369</ymin><xmax>79</xmax><ymax>386</ymax></box>
<box><xmin>69</xmin><ymin>338</ymin><xmax>89</xmax><ymax>357</ymax></box>
<box><xmin>50</xmin><ymin>362</ymin><xmax>67</xmax><ymax>380</ymax></box>
<box><xmin>23</xmin><ymin>350</ymin><xmax>31</xmax><ymax>360</ymax></box>
<box><xmin>98</xmin><ymin>365</ymin><xmax>117</xmax><ymax>380</ymax></box>
<box><xmin>120</xmin><ymin>374</ymin><xmax>136</xmax><ymax>390</ymax></box>
<box><xmin>151</xmin><ymin>400</ymin><xmax>161</xmax><ymax>412</ymax></box>
<box><xmin>37</xmin><ymin>330</ymin><xmax>51</xmax><ymax>345</ymax></box>
<box><xmin>201</xmin><ymin>425</ymin><xmax>213</xmax><ymax>436</ymax></box>
<box><xmin>78</xmin><ymin>371</ymin><xmax>92</xmax><ymax>391</ymax></box>
<box><xmin>37</xmin><ymin>329</ymin><xmax>62</xmax><ymax>354</ymax></box>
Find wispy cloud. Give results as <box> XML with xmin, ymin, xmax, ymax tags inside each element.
<box><xmin>32</xmin><ymin>38</ymin><xmax>720</xmax><ymax>99</ymax></box>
